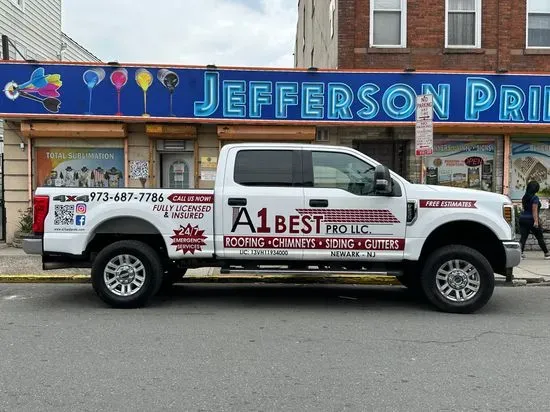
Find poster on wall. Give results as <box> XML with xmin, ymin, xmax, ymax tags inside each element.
<box><xmin>35</xmin><ymin>147</ymin><xmax>125</xmax><ymax>188</ymax></box>
<box><xmin>423</xmin><ymin>141</ymin><xmax>495</xmax><ymax>191</ymax></box>
<box><xmin>511</xmin><ymin>141</ymin><xmax>550</xmax><ymax>200</ymax></box>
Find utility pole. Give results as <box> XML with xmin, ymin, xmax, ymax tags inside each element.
<box><xmin>1</xmin><ymin>35</ymin><xmax>9</xmax><ymax>60</ymax></box>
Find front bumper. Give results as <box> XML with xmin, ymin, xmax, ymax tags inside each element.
<box><xmin>503</xmin><ymin>241</ymin><xmax>521</xmax><ymax>268</ymax></box>
<box><xmin>22</xmin><ymin>237</ymin><xmax>43</xmax><ymax>255</ymax></box>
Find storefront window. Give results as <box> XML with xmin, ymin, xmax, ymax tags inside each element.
<box><xmin>423</xmin><ymin>140</ymin><xmax>495</xmax><ymax>191</ymax></box>
<box><xmin>511</xmin><ymin>140</ymin><xmax>550</xmax><ymax>200</ymax></box>
<box><xmin>35</xmin><ymin>147</ymin><xmax>124</xmax><ymax>188</ymax></box>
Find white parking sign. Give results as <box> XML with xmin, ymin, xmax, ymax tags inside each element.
<box><xmin>415</xmin><ymin>94</ymin><xmax>434</xmax><ymax>156</ymax></box>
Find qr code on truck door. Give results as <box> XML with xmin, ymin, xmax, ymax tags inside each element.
<box><xmin>54</xmin><ymin>205</ymin><xmax>75</xmax><ymax>226</ymax></box>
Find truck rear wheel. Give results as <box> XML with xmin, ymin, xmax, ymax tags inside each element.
<box><xmin>421</xmin><ymin>245</ymin><xmax>495</xmax><ymax>314</ymax></box>
<box><xmin>91</xmin><ymin>240</ymin><xmax>163</xmax><ymax>309</ymax></box>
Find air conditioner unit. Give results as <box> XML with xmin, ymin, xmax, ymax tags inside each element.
<box><xmin>156</xmin><ymin>140</ymin><xmax>187</xmax><ymax>152</ymax></box>
<box><xmin>316</xmin><ymin>129</ymin><xmax>329</xmax><ymax>142</ymax></box>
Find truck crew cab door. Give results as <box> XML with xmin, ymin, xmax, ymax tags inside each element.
<box><xmin>301</xmin><ymin>147</ymin><xmax>407</xmax><ymax>263</ymax></box>
<box><xmin>218</xmin><ymin>146</ymin><xmax>306</xmax><ymax>260</ymax></box>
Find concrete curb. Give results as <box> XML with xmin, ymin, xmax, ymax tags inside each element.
<box><xmin>0</xmin><ymin>275</ymin><xmax>91</xmax><ymax>283</ymax></box>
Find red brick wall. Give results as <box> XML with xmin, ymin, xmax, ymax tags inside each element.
<box><xmin>337</xmin><ymin>0</ymin><xmax>550</xmax><ymax>72</ymax></box>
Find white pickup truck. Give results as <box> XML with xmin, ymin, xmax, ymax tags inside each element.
<box><xmin>24</xmin><ymin>143</ymin><xmax>520</xmax><ymax>313</ymax></box>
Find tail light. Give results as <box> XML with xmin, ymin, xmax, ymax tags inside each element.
<box><xmin>32</xmin><ymin>195</ymin><xmax>50</xmax><ymax>234</ymax></box>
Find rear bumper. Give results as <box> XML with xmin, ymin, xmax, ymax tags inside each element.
<box><xmin>22</xmin><ymin>237</ymin><xmax>43</xmax><ymax>255</ymax></box>
<box><xmin>503</xmin><ymin>241</ymin><xmax>521</xmax><ymax>268</ymax></box>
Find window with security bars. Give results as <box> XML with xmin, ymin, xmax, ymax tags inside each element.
<box><xmin>370</xmin><ymin>0</ymin><xmax>407</xmax><ymax>47</ymax></box>
<box><xmin>446</xmin><ymin>0</ymin><xmax>481</xmax><ymax>48</ymax></box>
<box><xmin>527</xmin><ymin>0</ymin><xmax>550</xmax><ymax>48</ymax></box>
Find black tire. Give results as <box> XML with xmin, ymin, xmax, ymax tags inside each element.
<box><xmin>158</xmin><ymin>268</ymin><xmax>188</xmax><ymax>293</ymax></box>
<box><xmin>396</xmin><ymin>272</ymin><xmax>423</xmax><ymax>294</ymax></box>
<box><xmin>396</xmin><ymin>262</ymin><xmax>423</xmax><ymax>294</ymax></box>
<box><xmin>91</xmin><ymin>240</ymin><xmax>163</xmax><ymax>309</ymax></box>
<box><xmin>420</xmin><ymin>245</ymin><xmax>495</xmax><ymax>314</ymax></box>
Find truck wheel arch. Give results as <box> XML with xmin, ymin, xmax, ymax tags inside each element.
<box><xmin>419</xmin><ymin>220</ymin><xmax>507</xmax><ymax>275</ymax></box>
<box><xmin>85</xmin><ymin>216</ymin><xmax>167</xmax><ymax>257</ymax></box>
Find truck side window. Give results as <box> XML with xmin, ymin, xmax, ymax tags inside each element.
<box><xmin>234</xmin><ymin>150</ymin><xmax>294</xmax><ymax>187</ymax></box>
<box><xmin>312</xmin><ymin>151</ymin><xmax>375</xmax><ymax>196</ymax></box>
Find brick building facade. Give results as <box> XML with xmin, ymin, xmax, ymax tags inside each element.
<box><xmin>296</xmin><ymin>0</ymin><xmax>550</xmax><ymax>72</ymax></box>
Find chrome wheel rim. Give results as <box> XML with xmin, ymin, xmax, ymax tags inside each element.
<box><xmin>104</xmin><ymin>254</ymin><xmax>146</xmax><ymax>297</ymax></box>
<box><xmin>435</xmin><ymin>259</ymin><xmax>481</xmax><ymax>302</ymax></box>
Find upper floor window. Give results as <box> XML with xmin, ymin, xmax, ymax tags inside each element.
<box><xmin>445</xmin><ymin>0</ymin><xmax>482</xmax><ymax>48</ymax></box>
<box><xmin>527</xmin><ymin>0</ymin><xmax>550</xmax><ymax>48</ymax></box>
<box><xmin>370</xmin><ymin>0</ymin><xmax>407</xmax><ymax>48</ymax></box>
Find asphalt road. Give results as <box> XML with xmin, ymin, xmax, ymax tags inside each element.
<box><xmin>0</xmin><ymin>283</ymin><xmax>549</xmax><ymax>412</ymax></box>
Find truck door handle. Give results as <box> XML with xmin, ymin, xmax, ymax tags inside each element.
<box><xmin>309</xmin><ymin>199</ymin><xmax>328</xmax><ymax>208</ymax></box>
<box><xmin>228</xmin><ymin>198</ymin><xmax>247</xmax><ymax>206</ymax></box>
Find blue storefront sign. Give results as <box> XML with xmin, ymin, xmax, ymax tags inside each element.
<box><xmin>1</xmin><ymin>61</ymin><xmax>550</xmax><ymax>125</ymax></box>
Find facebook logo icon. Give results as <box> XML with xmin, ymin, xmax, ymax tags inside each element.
<box><xmin>75</xmin><ymin>215</ymin><xmax>86</xmax><ymax>226</ymax></box>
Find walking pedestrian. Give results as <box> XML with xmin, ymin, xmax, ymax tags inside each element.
<box><xmin>519</xmin><ymin>181</ymin><xmax>550</xmax><ymax>259</ymax></box>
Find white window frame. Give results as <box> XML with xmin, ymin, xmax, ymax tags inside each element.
<box><xmin>10</xmin><ymin>0</ymin><xmax>25</xmax><ymax>11</ymax></box>
<box><xmin>369</xmin><ymin>0</ymin><xmax>407</xmax><ymax>48</ymax></box>
<box><xmin>445</xmin><ymin>0</ymin><xmax>482</xmax><ymax>48</ymax></box>
<box><xmin>526</xmin><ymin>0</ymin><xmax>550</xmax><ymax>49</ymax></box>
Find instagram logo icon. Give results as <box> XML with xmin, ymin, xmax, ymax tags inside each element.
<box><xmin>75</xmin><ymin>203</ymin><xmax>87</xmax><ymax>214</ymax></box>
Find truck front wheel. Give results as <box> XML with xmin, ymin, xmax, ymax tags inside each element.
<box><xmin>91</xmin><ymin>240</ymin><xmax>163</xmax><ymax>309</ymax></box>
<box><xmin>421</xmin><ymin>245</ymin><xmax>495</xmax><ymax>314</ymax></box>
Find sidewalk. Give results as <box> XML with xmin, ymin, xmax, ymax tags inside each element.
<box><xmin>0</xmin><ymin>244</ymin><xmax>548</xmax><ymax>285</ymax></box>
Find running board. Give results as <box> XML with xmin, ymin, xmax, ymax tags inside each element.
<box><xmin>220</xmin><ymin>268</ymin><xmax>403</xmax><ymax>277</ymax></box>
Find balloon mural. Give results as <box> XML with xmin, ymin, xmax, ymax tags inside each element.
<box><xmin>110</xmin><ymin>68</ymin><xmax>128</xmax><ymax>116</ymax></box>
<box><xmin>157</xmin><ymin>69</ymin><xmax>180</xmax><ymax>117</ymax></box>
<box><xmin>83</xmin><ymin>67</ymin><xmax>105</xmax><ymax>115</ymax></box>
<box><xmin>135</xmin><ymin>68</ymin><xmax>153</xmax><ymax>117</ymax></box>
<box><xmin>2</xmin><ymin>66</ymin><xmax>182</xmax><ymax>117</ymax></box>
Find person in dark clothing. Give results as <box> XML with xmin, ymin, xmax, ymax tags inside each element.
<box><xmin>519</xmin><ymin>181</ymin><xmax>550</xmax><ymax>259</ymax></box>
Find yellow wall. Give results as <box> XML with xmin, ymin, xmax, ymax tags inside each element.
<box><xmin>3</xmin><ymin>122</ymin><xmax>30</xmax><ymax>243</ymax></box>
<box><xmin>126</xmin><ymin>124</ymin><xmax>150</xmax><ymax>188</ymax></box>
<box><xmin>197</xmin><ymin>125</ymin><xmax>219</xmax><ymax>189</ymax></box>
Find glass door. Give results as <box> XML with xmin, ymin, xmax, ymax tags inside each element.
<box><xmin>161</xmin><ymin>152</ymin><xmax>194</xmax><ymax>189</ymax></box>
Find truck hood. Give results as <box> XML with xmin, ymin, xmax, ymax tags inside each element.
<box><xmin>407</xmin><ymin>184</ymin><xmax>512</xmax><ymax>204</ymax></box>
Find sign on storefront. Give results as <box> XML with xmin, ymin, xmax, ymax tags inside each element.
<box><xmin>3</xmin><ymin>62</ymin><xmax>550</xmax><ymax>125</ymax></box>
<box><xmin>510</xmin><ymin>141</ymin><xmax>550</xmax><ymax>200</ymax></box>
<box><xmin>422</xmin><ymin>141</ymin><xmax>495</xmax><ymax>191</ymax></box>
<box><xmin>415</xmin><ymin>94</ymin><xmax>433</xmax><ymax>156</ymax></box>
<box><xmin>35</xmin><ymin>147</ymin><xmax>125</xmax><ymax>188</ymax></box>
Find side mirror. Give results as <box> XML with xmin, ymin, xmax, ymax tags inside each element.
<box><xmin>374</xmin><ymin>164</ymin><xmax>393</xmax><ymax>195</ymax></box>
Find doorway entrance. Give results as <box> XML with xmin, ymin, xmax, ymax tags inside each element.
<box><xmin>160</xmin><ymin>152</ymin><xmax>194</xmax><ymax>189</ymax></box>
<box><xmin>354</xmin><ymin>141</ymin><xmax>408</xmax><ymax>176</ymax></box>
